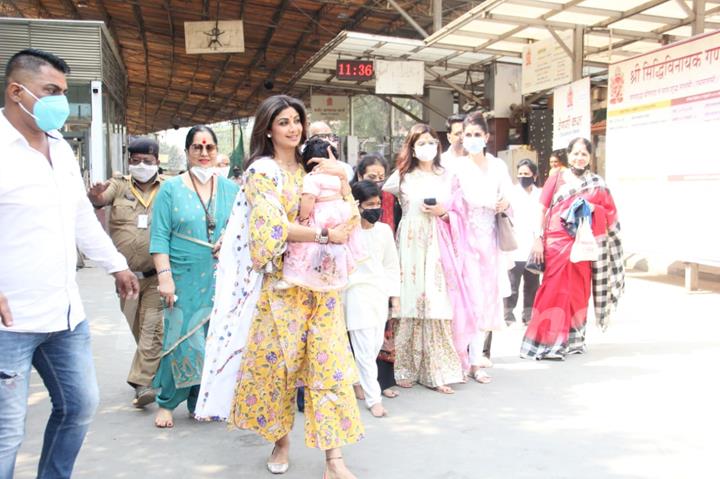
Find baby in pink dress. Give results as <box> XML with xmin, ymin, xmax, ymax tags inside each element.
<box><xmin>279</xmin><ymin>139</ymin><xmax>364</xmax><ymax>291</ymax></box>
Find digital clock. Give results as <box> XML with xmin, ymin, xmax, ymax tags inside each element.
<box><xmin>336</xmin><ymin>60</ymin><xmax>374</xmax><ymax>81</ymax></box>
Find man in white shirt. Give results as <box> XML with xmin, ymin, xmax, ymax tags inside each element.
<box><xmin>440</xmin><ymin>113</ymin><xmax>465</xmax><ymax>165</ymax></box>
<box><xmin>308</xmin><ymin>120</ymin><xmax>354</xmax><ymax>180</ymax></box>
<box><xmin>0</xmin><ymin>49</ymin><xmax>139</xmax><ymax>479</ymax></box>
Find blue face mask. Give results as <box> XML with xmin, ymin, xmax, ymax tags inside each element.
<box><xmin>18</xmin><ymin>85</ymin><xmax>70</xmax><ymax>132</ymax></box>
<box><xmin>463</xmin><ymin>136</ymin><xmax>486</xmax><ymax>154</ymax></box>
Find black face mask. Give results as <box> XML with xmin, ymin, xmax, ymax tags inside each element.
<box><xmin>361</xmin><ymin>208</ymin><xmax>382</xmax><ymax>224</ymax></box>
<box><xmin>571</xmin><ymin>166</ymin><xmax>588</xmax><ymax>177</ymax></box>
<box><xmin>518</xmin><ymin>177</ymin><xmax>535</xmax><ymax>188</ymax></box>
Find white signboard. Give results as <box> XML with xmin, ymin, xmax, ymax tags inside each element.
<box><xmin>185</xmin><ymin>21</ymin><xmax>245</xmax><ymax>54</ymax></box>
<box><xmin>375</xmin><ymin>60</ymin><xmax>424</xmax><ymax>95</ymax></box>
<box><xmin>606</xmin><ymin>30</ymin><xmax>720</xmax><ymax>262</ymax></box>
<box><xmin>310</xmin><ymin>95</ymin><xmax>349</xmax><ymax>122</ymax></box>
<box><xmin>521</xmin><ymin>30</ymin><xmax>574</xmax><ymax>95</ymax></box>
<box><xmin>552</xmin><ymin>77</ymin><xmax>591</xmax><ymax>150</ymax></box>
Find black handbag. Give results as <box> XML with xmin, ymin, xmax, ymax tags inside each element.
<box><xmin>525</xmin><ymin>255</ymin><xmax>544</xmax><ymax>274</ymax></box>
<box><xmin>525</xmin><ymin>173</ymin><xmax>560</xmax><ymax>275</ymax></box>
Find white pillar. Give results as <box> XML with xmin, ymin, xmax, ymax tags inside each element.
<box><xmin>89</xmin><ymin>81</ymin><xmax>105</xmax><ymax>183</ymax></box>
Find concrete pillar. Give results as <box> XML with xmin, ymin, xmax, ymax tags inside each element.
<box><xmin>693</xmin><ymin>0</ymin><xmax>705</xmax><ymax>35</ymax></box>
<box><xmin>425</xmin><ymin>87</ymin><xmax>454</xmax><ymax>132</ymax></box>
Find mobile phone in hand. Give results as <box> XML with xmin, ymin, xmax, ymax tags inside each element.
<box><xmin>423</xmin><ymin>198</ymin><xmax>437</xmax><ymax>206</ymax></box>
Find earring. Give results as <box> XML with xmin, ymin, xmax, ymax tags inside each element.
<box><xmin>267</xmin><ymin>134</ymin><xmax>271</xmax><ymax>138</ymax></box>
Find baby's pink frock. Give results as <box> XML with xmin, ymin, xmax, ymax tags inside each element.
<box><xmin>283</xmin><ymin>173</ymin><xmax>364</xmax><ymax>291</ymax></box>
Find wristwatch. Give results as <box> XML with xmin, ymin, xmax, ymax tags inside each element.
<box><xmin>318</xmin><ymin>228</ymin><xmax>330</xmax><ymax>244</ymax></box>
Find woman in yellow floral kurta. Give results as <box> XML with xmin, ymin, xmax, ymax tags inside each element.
<box><xmin>200</xmin><ymin>95</ymin><xmax>362</xmax><ymax>479</ymax></box>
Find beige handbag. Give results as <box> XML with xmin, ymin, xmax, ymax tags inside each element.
<box><xmin>496</xmin><ymin>212</ymin><xmax>518</xmax><ymax>251</ymax></box>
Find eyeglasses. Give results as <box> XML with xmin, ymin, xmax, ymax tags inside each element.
<box><xmin>311</xmin><ymin>133</ymin><xmax>339</xmax><ymax>143</ymax></box>
<box><xmin>190</xmin><ymin>143</ymin><xmax>217</xmax><ymax>154</ymax></box>
<box><xmin>129</xmin><ymin>155</ymin><xmax>157</xmax><ymax>166</ymax></box>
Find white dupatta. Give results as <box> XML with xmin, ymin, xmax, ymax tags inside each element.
<box><xmin>195</xmin><ymin>159</ymin><xmax>285</xmax><ymax>421</ymax></box>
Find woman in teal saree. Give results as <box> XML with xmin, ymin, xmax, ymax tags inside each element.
<box><xmin>150</xmin><ymin>125</ymin><xmax>238</xmax><ymax>427</ymax></box>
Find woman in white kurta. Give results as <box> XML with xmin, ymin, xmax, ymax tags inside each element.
<box><xmin>345</xmin><ymin>180</ymin><xmax>400</xmax><ymax>418</ymax></box>
<box><xmin>446</xmin><ymin>112</ymin><xmax>512</xmax><ymax>382</ymax></box>
<box><xmin>383</xmin><ymin>124</ymin><xmax>464</xmax><ymax>394</ymax></box>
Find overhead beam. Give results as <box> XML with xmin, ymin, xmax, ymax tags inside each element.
<box><xmin>587</xmin><ymin>5</ymin><xmax>720</xmax><ymax>57</ymax></box>
<box><xmin>223</xmin><ymin>0</ymin><xmax>292</xmax><ymax>105</ymax></box>
<box><xmin>378</xmin><ymin>95</ymin><xmax>424</xmax><ymax>123</ymax></box>
<box><xmin>594</xmin><ymin>0</ymin><xmax>669</xmax><ymax>28</ymax></box>
<box><xmin>190</xmin><ymin>0</ymin><xmax>246</xmax><ymax>125</ymax></box>
<box><xmin>190</xmin><ymin>55</ymin><xmax>234</xmax><ymax>120</ymax></box>
<box><xmin>386</xmin><ymin>0</ymin><xmax>430</xmax><ymax>38</ymax></box>
<box><xmin>245</xmin><ymin>4</ymin><xmax>331</xmax><ymax>107</ymax></box>
<box><xmin>59</xmin><ymin>0</ymin><xmax>81</xmax><ymax>19</ymax></box>
<box><xmin>169</xmin><ymin>57</ymin><xmax>202</xmax><ymax>128</ymax></box>
<box><xmin>96</xmin><ymin>0</ymin><xmax>122</xmax><ymax>56</ymax></box>
<box><xmin>151</xmin><ymin>0</ymin><xmax>176</xmax><ymax>131</ymax></box>
<box><xmin>411</xmin><ymin>94</ymin><xmax>450</xmax><ymax>118</ymax></box>
<box><xmin>132</xmin><ymin>2</ymin><xmax>150</xmax><ymax>131</ymax></box>
<box><xmin>486</xmin><ymin>13</ymin><xmax>662</xmax><ymax>41</ymax></box>
<box><xmin>546</xmin><ymin>26</ymin><xmax>574</xmax><ymax>59</ymax></box>
<box><xmin>513</xmin><ymin>0</ymin><xmax>694</xmax><ymax>26</ymax></box>
<box><xmin>36</xmin><ymin>1</ymin><xmax>53</xmax><ymax>17</ymax></box>
<box><xmin>3</xmin><ymin>0</ymin><xmax>25</xmax><ymax>17</ymax></box>
<box><xmin>675</xmin><ymin>0</ymin><xmax>695</xmax><ymax>17</ymax></box>
<box><xmin>425</xmin><ymin>67</ymin><xmax>483</xmax><ymax>104</ymax></box>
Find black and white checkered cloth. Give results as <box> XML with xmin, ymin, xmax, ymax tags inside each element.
<box><xmin>592</xmin><ymin>223</ymin><xmax>625</xmax><ymax>331</ymax></box>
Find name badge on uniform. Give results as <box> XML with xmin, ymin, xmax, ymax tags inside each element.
<box><xmin>137</xmin><ymin>214</ymin><xmax>149</xmax><ymax>229</ymax></box>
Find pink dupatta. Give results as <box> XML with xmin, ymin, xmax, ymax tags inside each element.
<box><xmin>435</xmin><ymin>177</ymin><xmax>481</xmax><ymax>370</ymax></box>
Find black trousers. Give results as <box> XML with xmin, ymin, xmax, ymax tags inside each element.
<box><xmin>503</xmin><ymin>261</ymin><xmax>540</xmax><ymax>325</ymax></box>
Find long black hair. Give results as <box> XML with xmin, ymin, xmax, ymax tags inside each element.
<box><xmin>245</xmin><ymin>94</ymin><xmax>307</xmax><ymax>170</ymax></box>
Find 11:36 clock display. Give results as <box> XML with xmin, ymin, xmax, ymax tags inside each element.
<box><xmin>336</xmin><ymin>60</ymin><xmax>374</xmax><ymax>81</ymax></box>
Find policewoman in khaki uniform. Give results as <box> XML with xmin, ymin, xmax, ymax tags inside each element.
<box><xmin>88</xmin><ymin>137</ymin><xmax>164</xmax><ymax>407</ymax></box>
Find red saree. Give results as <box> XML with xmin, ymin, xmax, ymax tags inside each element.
<box><xmin>520</xmin><ymin>172</ymin><xmax>621</xmax><ymax>360</ymax></box>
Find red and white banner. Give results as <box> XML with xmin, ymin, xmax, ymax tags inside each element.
<box><xmin>606</xmin><ymin>30</ymin><xmax>720</xmax><ymax>262</ymax></box>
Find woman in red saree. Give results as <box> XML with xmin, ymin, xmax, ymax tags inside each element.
<box><xmin>520</xmin><ymin>138</ymin><xmax>624</xmax><ymax>360</ymax></box>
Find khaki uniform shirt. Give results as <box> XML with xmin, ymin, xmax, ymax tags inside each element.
<box><xmin>102</xmin><ymin>175</ymin><xmax>164</xmax><ymax>273</ymax></box>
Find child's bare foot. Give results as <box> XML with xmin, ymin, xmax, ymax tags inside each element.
<box><xmin>154</xmin><ymin>407</ymin><xmax>174</xmax><ymax>428</ymax></box>
<box><xmin>352</xmin><ymin>384</ymin><xmax>365</xmax><ymax>400</ymax></box>
<box><xmin>369</xmin><ymin>403</ymin><xmax>388</xmax><ymax>418</ymax></box>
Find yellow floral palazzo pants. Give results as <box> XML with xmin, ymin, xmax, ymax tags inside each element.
<box><xmin>230</xmin><ymin>278</ymin><xmax>364</xmax><ymax>449</ymax></box>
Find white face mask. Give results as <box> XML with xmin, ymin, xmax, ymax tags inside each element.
<box><xmin>414</xmin><ymin>144</ymin><xmax>437</xmax><ymax>163</ymax></box>
<box><xmin>128</xmin><ymin>163</ymin><xmax>158</xmax><ymax>183</ymax></box>
<box><xmin>190</xmin><ymin>166</ymin><xmax>214</xmax><ymax>184</ymax></box>
<box><xmin>464</xmin><ymin>136</ymin><xmax>486</xmax><ymax>154</ymax></box>
<box><xmin>216</xmin><ymin>166</ymin><xmax>230</xmax><ymax>178</ymax></box>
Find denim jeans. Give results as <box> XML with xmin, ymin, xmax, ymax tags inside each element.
<box><xmin>0</xmin><ymin>320</ymin><xmax>99</xmax><ymax>479</ymax></box>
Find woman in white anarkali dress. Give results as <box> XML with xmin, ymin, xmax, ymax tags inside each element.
<box><xmin>383</xmin><ymin>124</ymin><xmax>464</xmax><ymax>394</ymax></box>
